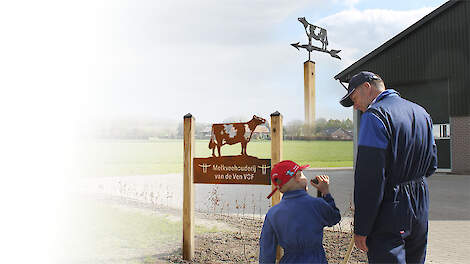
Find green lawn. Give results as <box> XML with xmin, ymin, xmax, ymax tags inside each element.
<box><xmin>78</xmin><ymin>139</ymin><xmax>352</xmax><ymax>177</ymax></box>
<box><xmin>62</xmin><ymin>200</ymin><xmax>219</xmax><ymax>263</ymax></box>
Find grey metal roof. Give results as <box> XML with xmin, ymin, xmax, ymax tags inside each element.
<box><xmin>334</xmin><ymin>0</ymin><xmax>459</xmax><ymax>82</ymax></box>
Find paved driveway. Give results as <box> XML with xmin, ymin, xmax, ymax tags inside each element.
<box><xmin>305</xmin><ymin>169</ymin><xmax>470</xmax><ymax>264</ymax></box>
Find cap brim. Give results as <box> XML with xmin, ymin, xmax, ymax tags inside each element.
<box><xmin>299</xmin><ymin>164</ymin><xmax>310</xmax><ymax>170</ymax></box>
<box><xmin>267</xmin><ymin>187</ymin><xmax>279</xmax><ymax>199</ymax></box>
<box><xmin>340</xmin><ymin>89</ymin><xmax>354</xmax><ymax>107</ymax></box>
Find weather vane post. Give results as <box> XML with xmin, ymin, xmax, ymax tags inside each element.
<box><xmin>291</xmin><ymin>17</ymin><xmax>341</xmax><ymax>126</ymax></box>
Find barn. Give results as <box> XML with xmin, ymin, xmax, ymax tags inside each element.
<box><xmin>335</xmin><ymin>0</ymin><xmax>469</xmax><ymax>173</ymax></box>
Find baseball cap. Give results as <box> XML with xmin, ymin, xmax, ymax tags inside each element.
<box><xmin>266</xmin><ymin>160</ymin><xmax>310</xmax><ymax>199</ymax></box>
<box><xmin>339</xmin><ymin>71</ymin><xmax>382</xmax><ymax>107</ymax></box>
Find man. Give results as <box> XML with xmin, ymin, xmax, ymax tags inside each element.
<box><xmin>339</xmin><ymin>71</ymin><xmax>437</xmax><ymax>263</ymax></box>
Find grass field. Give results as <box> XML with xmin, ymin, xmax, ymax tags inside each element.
<box><xmin>78</xmin><ymin>139</ymin><xmax>353</xmax><ymax>177</ymax></box>
<box><xmin>62</xmin><ymin>200</ymin><xmax>219</xmax><ymax>263</ymax></box>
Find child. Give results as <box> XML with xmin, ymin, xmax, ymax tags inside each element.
<box><xmin>259</xmin><ymin>160</ymin><xmax>341</xmax><ymax>264</ymax></box>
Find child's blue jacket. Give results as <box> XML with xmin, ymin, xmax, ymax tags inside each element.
<box><xmin>259</xmin><ymin>189</ymin><xmax>341</xmax><ymax>263</ymax></box>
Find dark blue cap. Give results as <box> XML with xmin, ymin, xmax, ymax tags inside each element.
<box><xmin>340</xmin><ymin>71</ymin><xmax>381</xmax><ymax>107</ymax></box>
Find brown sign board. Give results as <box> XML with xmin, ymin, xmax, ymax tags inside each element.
<box><xmin>194</xmin><ymin>155</ymin><xmax>271</xmax><ymax>185</ymax></box>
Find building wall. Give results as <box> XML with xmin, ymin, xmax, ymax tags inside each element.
<box><xmin>337</xmin><ymin>1</ymin><xmax>470</xmax><ymax>117</ymax></box>
<box><xmin>340</xmin><ymin>1</ymin><xmax>470</xmax><ymax>173</ymax></box>
<box><xmin>450</xmin><ymin>116</ymin><xmax>470</xmax><ymax>173</ymax></box>
<box><xmin>394</xmin><ymin>79</ymin><xmax>449</xmax><ymax>124</ymax></box>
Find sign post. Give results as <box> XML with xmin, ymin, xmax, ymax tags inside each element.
<box><xmin>183</xmin><ymin>113</ymin><xmax>195</xmax><ymax>261</ymax></box>
<box><xmin>270</xmin><ymin>111</ymin><xmax>283</xmax><ymax>205</ymax></box>
<box><xmin>270</xmin><ymin>111</ymin><xmax>283</xmax><ymax>261</ymax></box>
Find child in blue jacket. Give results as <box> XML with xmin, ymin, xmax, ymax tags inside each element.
<box><xmin>260</xmin><ymin>160</ymin><xmax>341</xmax><ymax>263</ymax></box>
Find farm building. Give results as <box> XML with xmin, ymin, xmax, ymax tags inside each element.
<box><xmin>335</xmin><ymin>0</ymin><xmax>469</xmax><ymax>173</ymax></box>
<box><xmin>330</xmin><ymin>128</ymin><xmax>353</xmax><ymax>140</ymax></box>
<box><xmin>253</xmin><ymin>125</ymin><xmax>270</xmax><ymax>139</ymax></box>
<box><xmin>321</xmin><ymin>128</ymin><xmax>353</xmax><ymax>140</ymax></box>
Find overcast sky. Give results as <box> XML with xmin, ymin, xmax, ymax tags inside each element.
<box><xmin>3</xmin><ymin>0</ymin><xmax>448</xmax><ymax>124</ymax></box>
<box><xmin>78</xmin><ymin>0</ymin><xmax>446</xmax><ymax>124</ymax></box>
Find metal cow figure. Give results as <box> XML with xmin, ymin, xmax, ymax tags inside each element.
<box><xmin>209</xmin><ymin>115</ymin><xmax>266</xmax><ymax>157</ymax></box>
<box><xmin>298</xmin><ymin>17</ymin><xmax>329</xmax><ymax>50</ymax></box>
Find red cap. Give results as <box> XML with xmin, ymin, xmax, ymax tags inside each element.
<box><xmin>266</xmin><ymin>160</ymin><xmax>309</xmax><ymax>199</ymax></box>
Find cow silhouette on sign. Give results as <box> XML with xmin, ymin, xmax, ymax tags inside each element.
<box><xmin>209</xmin><ymin>115</ymin><xmax>266</xmax><ymax>157</ymax></box>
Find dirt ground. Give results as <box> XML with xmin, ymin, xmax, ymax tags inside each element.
<box><xmin>82</xmin><ymin>194</ymin><xmax>367</xmax><ymax>264</ymax></box>
<box><xmin>164</xmin><ymin>213</ymin><xmax>367</xmax><ymax>264</ymax></box>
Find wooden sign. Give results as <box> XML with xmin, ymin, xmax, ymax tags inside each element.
<box><xmin>194</xmin><ymin>156</ymin><xmax>271</xmax><ymax>184</ymax></box>
<box><xmin>194</xmin><ymin>115</ymin><xmax>271</xmax><ymax>185</ymax></box>
<box><xmin>183</xmin><ymin>112</ymin><xmax>282</xmax><ymax>261</ymax></box>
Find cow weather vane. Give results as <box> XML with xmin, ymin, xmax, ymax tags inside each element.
<box><xmin>291</xmin><ymin>17</ymin><xmax>341</xmax><ymax>60</ymax></box>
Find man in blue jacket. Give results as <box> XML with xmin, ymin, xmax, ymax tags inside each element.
<box><xmin>259</xmin><ymin>160</ymin><xmax>341</xmax><ymax>263</ymax></box>
<box><xmin>340</xmin><ymin>71</ymin><xmax>437</xmax><ymax>263</ymax></box>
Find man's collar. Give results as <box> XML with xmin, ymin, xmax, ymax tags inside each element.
<box><xmin>368</xmin><ymin>89</ymin><xmax>400</xmax><ymax>109</ymax></box>
<box><xmin>369</xmin><ymin>91</ymin><xmax>383</xmax><ymax>107</ymax></box>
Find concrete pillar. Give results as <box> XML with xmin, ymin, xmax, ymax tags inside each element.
<box><xmin>304</xmin><ymin>61</ymin><xmax>315</xmax><ymax>126</ymax></box>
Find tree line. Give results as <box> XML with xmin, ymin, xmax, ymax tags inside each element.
<box><xmin>284</xmin><ymin>118</ymin><xmax>353</xmax><ymax>137</ymax></box>
<box><xmin>88</xmin><ymin>118</ymin><xmax>353</xmax><ymax>140</ymax></box>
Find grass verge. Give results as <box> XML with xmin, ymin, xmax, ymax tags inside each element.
<box><xmin>61</xmin><ymin>199</ymin><xmax>219</xmax><ymax>264</ymax></box>
<box><xmin>78</xmin><ymin>139</ymin><xmax>352</xmax><ymax>177</ymax></box>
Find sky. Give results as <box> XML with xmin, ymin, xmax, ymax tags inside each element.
<box><xmin>0</xmin><ymin>1</ymin><xmax>450</xmax><ymax>262</ymax></box>
<box><xmin>2</xmin><ymin>0</ymin><xmax>448</xmax><ymax>125</ymax></box>
<box><xmin>65</xmin><ymin>0</ymin><xmax>447</xmax><ymax>124</ymax></box>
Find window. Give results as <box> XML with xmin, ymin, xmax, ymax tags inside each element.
<box><xmin>433</xmin><ymin>124</ymin><xmax>450</xmax><ymax>139</ymax></box>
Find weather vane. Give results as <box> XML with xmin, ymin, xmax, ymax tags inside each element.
<box><xmin>291</xmin><ymin>17</ymin><xmax>341</xmax><ymax>60</ymax></box>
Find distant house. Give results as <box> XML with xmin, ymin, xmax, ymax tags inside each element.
<box><xmin>322</xmin><ymin>128</ymin><xmax>338</xmax><ymax>137</ymax></box>
<box><xmin>321</xmin><ymin>128</ymin><xmax>353</xmax><ymax>140</ymax></box>
<box><xmin>253</xmin><ymin>125</ymin><xmax>270</xmax><ymax>139</ymax></box>
<box><xmin>200</xmin><ymin>126</ymin><xmax>212</xmax><ymax>139</ymax></box>
<box><xmin>200</xmin><ymin>125</ymin><xmax>270</xmax><ymax>140</ymax></box>
<box><xmin>330</xmin><ymin>128</ymin><xmax>353</xmax><ymax>140</ymax></box>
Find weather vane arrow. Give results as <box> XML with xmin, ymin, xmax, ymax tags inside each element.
<box><xmin>291</xmin><ymin>17</ymin><xmax>341</xmax><ymax>60</ymax></box>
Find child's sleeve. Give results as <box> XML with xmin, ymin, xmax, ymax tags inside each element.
<box><xmin>318</xmin><ymin>193</ymin><xmax>341</xmax><ymax>227</ymax></box>
<box><xmin>259</xmin><ymin>217</ymin><xmax>277</xmax><ymax>263</ymax></box>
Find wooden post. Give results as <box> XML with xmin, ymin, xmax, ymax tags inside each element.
<box><xmin>270</xmin><ymin>111</ymin><xmax>283</xmax><ymax>205</ymax></box>
<box><xmin>304</xmin><ymin>61</ymin><xmax>319</xmax><ymax>197</ymax></box>
<box><xmin>270</xmin><ymin>111</ymin><xmax>283</xmax><ymax>261</ymax></box>
<box><xmin>304</xmin><ymin>61</ymin><xmax>316</xmax><ymax>126</ymax></box>
<box><xmin>183</xmin><ymin>113</ymin><xmax>195</xmax><ymax>261</ymax></box>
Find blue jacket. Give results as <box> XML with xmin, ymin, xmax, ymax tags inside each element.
<box><xmin>259</xmin><ymin>190</ymin><xmax>341</xmax><ymax>263</ymax></box>
<box><xmin>354</xmin><ymin>89</ymin><xmax>437</xmax><ymax>236</ymax></box>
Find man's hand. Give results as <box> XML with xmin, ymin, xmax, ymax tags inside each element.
<box><xmin>354</xmin><ymin>234</ymin><xmax>368</xmax><ymax>252</ymax></box>
<box><xmin>310</xmin><ymin>175</ymin><xmax>330</xmax><ymax>196</ymax></box>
